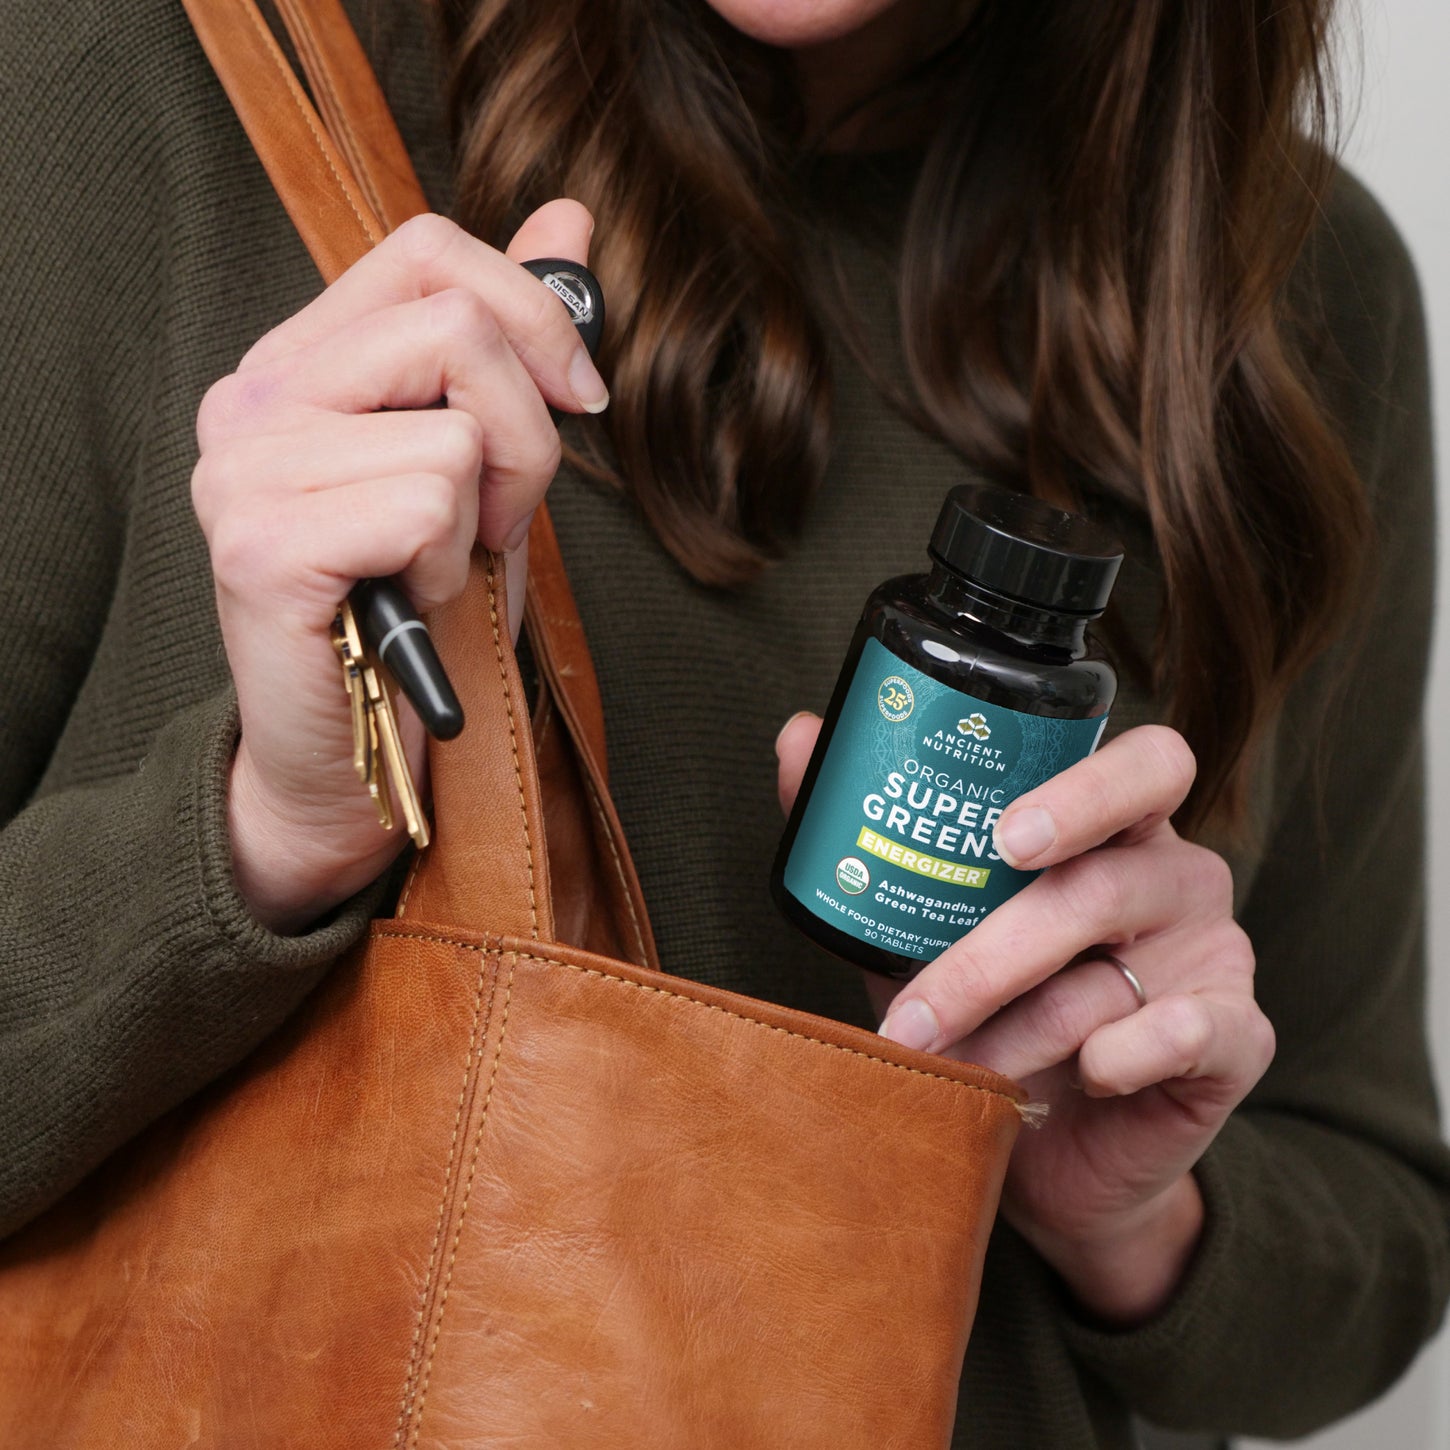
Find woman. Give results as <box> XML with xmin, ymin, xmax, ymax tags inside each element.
<box><xmin>0</xmin><ymin>0</ymin><xmax>1445</xmax><ymax>1444</ymax></box>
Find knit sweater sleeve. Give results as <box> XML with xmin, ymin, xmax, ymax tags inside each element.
<box><xmin>0</xmin><ymin>0</ymin><xmax>390</xmax><ymax>1237</ymax></box>
<box><xmin>1061</xmin><ymin>173</ymin><xmax>1450</xmax><ymax>1435</ymax></box>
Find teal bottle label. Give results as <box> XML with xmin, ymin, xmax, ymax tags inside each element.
<box><xmin>783</xmin><ymin>637</ymin><xmax>1108</xmax><ymax>963</ymax></box>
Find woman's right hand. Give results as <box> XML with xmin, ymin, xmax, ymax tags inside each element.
<box><xmin>190</xmin><ymin>202</ymin><xmax>607</xmax><ymax>935</ymax></box>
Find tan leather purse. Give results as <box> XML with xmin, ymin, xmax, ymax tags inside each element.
<box><xmin>0</xmin><ymin>3</ymin><xmax>1027</xmax><ymax>1446</ymax></box>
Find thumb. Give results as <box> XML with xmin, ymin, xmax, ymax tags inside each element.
<box><xmin>775</xmin><ymin>712</ymin><xmax>822</xmax><ymax>816</ymax></box>
<box><xmin>505</xmin><ymin>198</ymin><xmax>595</xmax><ymax>267</ymax></box>
<box><xmin>495</xmin><ymin>195</ymin><xmax>598</xmax><ymax>619</ymax></box>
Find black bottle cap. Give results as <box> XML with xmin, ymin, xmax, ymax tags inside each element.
<box><xmin>928</xmin><ymin>482</ymin><xmax>1124</xmax><ymax>616</ymax></box>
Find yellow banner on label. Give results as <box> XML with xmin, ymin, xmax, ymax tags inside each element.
<box><xmin>856</xmin><ymin>828</ymin><xmax>992</xmax><ymax>888</ymax></box>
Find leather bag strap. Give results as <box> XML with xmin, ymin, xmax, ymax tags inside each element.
<box><xmin>271</xmin><ymin>0</ymin><xmax>430</xmax><ymax>231</ymax></box>
<box><xmin>181</xmin><ymin>0</ymin><xmax>385</xmax><ymax>272</ymax></box>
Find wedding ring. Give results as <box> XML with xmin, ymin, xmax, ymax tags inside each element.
<box><xmin>1097</xmin><ymin>952</ymin><xmax>1148</xmax><ymax>1010</ymax></box>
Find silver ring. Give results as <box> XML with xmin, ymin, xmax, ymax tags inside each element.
<box><xmin>1097</xmin><ymin>952</ymin><xmax>1147</xmax><ymax>1010</ymax></box>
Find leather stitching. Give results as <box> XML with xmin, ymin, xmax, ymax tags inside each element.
<box><xmin>375</xmin><ymin>933</ymin><xmax>1023</xmax><ymax>1107</ymax></box>
<box><xmin>277</xmin><ymin>0</ymin><xmax>391</xmax><ymax>228</ymax></box>
<box><xmin>581</xmin><ymin>772</ymin><xmax>650</xmax><ymax>968</ymax></box>
<box><xmin>486</xmin><ymin>561</ymin><xmax>540</xmax><ymax>937</ymax></box>
<box><xmin>407</xmin><ymin>956</ymin><xmax>517</xmax><ymax>1445</ymax></box>
<box><xmin>238</xmin><ymin>0</ymin><xmax>380</xmax><ymax>247</ymax></box>
<box><xmin>391</xmin><ymin>950</ymin><xmax>499</xmax><ymax>1445</ymax></box>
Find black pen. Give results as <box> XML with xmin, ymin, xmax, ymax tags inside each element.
<box><xmin>349</xmin><ymin>257</ymin><xmax>606</xmax><ymax>741</ymax></box>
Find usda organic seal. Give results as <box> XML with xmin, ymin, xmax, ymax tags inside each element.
<box><xmin>835</xmin><ymin>856</ymin><xmax>870</xmax><ymax>895</ymax></box>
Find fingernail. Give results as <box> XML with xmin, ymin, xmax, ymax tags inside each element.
<box><xmin>995</xmin><ymin>806</ymin><xmax>1055</xmax><ymax>867</ymax></box>
<box><xmin>502</xmin><ymin>508</ymin><xmax>536</xmax><ymax>553</ymax></box>
<box><xmin>568</xmin><ymin>347</ymin><xmax>609</xmax><ymax>413</ymax></box>
<box><xmin>879</xmin><ymin>998</ymin><xmax>940</xmax><ymax>1053</ymax></box>
<box><xmin>774</xmin><ymin>711</ymin><xmax>814</xmax><ymax>757</ymax></box>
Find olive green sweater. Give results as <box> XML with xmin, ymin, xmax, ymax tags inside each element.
<box><xmin>1</xmin><ymin>1</ymin><xmax>1446</xmax><ymax>1445</ymax></box>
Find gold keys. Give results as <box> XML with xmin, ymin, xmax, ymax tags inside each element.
<box><xmin>331</xmin><ymin>600</ymin><xmax>431</xmax><ymax>850</ymax></box>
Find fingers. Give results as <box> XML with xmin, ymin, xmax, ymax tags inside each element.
<box><xmin>774</xmin><ymin>711</ymin><xmax>822</xmax><ymax>815</ymax></box>
<box><xmin>993</xmin><ymin>725</ymin><xmax>1197</xmax><ymax>871</ymax></box>
<box><xmin>208</xmin><ymin>472</ymin><xmax>477</xmax><ymax>621</ymax></box>
<box><xmin>212</xmin><ymin>468</ymin><xmax>479</xmax><ymax>810</ymax></box>
<box><xmin>949</xmin><ymin>956</ymin><xmax>1148</xmax><ymax>1081</ymax></box>
<box><xmin>199</xmin><ymin>291</ymin><xmax>562</xmax><ymax>552</ymax></box>
<box><xmin>192</xmin><ymin>408</ymin><xmax>485</xmax><ymax>503</ymax></box>
<box><xmin>879</xmin><ymin>832</ymin><xmax>1232</xmax><ymax>1051</ymax></box>
<box><xmin>236</xmin><ymin>206</ymin><xmax>607</xmax><ymax>414</ymax></box>
<box><xmin>1078</xmin><ymin>991</ymin><xmax>1275</xmax><ymax>1110</ymax></box>
<box><xmin>502</xmin><ymin>196</ymin><xmax>594</xmax><ymax>266</ymax></box>
<box><xmin>499</xmin><ymin>200</ymin><xmax>605</xmax><ymax>408</ymax></box>
<box><xmin>194</xmin><ymin>407</ymin><xmax>488</xmax><ymax>608</ymax></box>
<box><xmin>930</xmin><ymin>913</ymin><xmax>1266</xmax><ymax>1125</ymax></box>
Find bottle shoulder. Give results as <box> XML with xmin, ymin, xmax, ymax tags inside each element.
<box><xmin>861</xmin><ymin>574</ymin><xmax>1116</xmax><ymax>718</ymax></box>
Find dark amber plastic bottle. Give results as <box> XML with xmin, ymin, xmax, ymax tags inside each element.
<box><xmin>771</xmin><ymin>483</ymin><xmax>1123</xmax><ymax>979</ymax></box>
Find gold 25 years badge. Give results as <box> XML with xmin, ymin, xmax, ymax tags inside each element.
<box><xmin>877</xmin><ymin>675</ymin><xmax>914</xmax><ymax>722</ymax></box>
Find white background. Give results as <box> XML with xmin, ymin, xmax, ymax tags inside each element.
<box><xmin>1241</xmin><ymin>2</ymin><xmax>1450</xmax><ymax>1447</ymax></box>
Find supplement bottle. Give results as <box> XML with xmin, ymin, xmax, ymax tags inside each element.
<box><xmin>771</xmin><ymin>482</ymin><xmax>1123</xmax><ymax>979</ymax></box>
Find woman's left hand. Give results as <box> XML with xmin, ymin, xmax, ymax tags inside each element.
<box><xmin>775</xmin><ymin>717</ymin><xmax>1276</xmax><ymax>1325</ymax></box>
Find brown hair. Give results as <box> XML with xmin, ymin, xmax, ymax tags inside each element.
<box><xmin>442</xmin><ymin>0</ymin><xmax>1367</xmax><ymax>835</ymax></box>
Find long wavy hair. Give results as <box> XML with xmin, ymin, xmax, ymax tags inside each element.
<box><xmin>440</xmin><ymin>0</ymin><xmax>1367</xmax><ymax>836</ymax></box>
